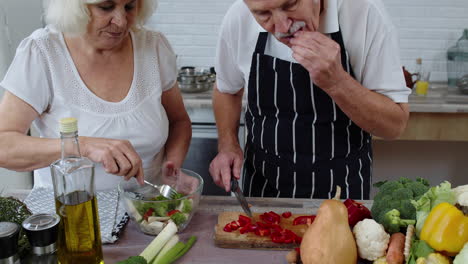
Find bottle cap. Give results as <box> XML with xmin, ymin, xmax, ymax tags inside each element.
<box><xmin>0</xmin><ymin>222</ymin><xmax>20</xmax><ymax>259</ymax></box>
<box><xmin>59</xmin><ymin>118</ymin><xmax>78</xmax><ymax>133</ymax></box>
<box><xmin>22</xmin><ymin>214</ymin><xmax>60</xmax><ymax>255</ymax></box>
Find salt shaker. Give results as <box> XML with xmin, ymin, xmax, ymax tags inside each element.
<box><xmin>0</xmin><ymin>222</ymin><xmax>21</xmax><ymax>264</ymax></box>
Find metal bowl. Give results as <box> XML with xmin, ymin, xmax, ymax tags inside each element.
<box><xmin>179</xmin><ymin>82</ymin><xmax>213</xmax><ymax>93</ymax></box>
<box><xmin>178</xmin><ymin>66</ymin><xmax>215</xmax><ymax>93</ymax></box>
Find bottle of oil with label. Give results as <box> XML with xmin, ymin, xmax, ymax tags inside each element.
<box><xmin>50</xmin><ymin>118</ymin><xmax>104</xmax><ymax>264</ymax></box>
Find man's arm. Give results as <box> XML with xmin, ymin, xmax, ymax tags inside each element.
<box><xmin>327</xmin><ymin>74</ymin><xmax>409</xmax><ymax>139</ymax></box>
<box><xmin>209</xmin><ymin>84</ymin><xmax>244</xmax><ymax>192</ymax></box>
<box><xmin>291</xmin><ymin>31</ymin><xmax>409</xmax><ymax>139</ymax></box>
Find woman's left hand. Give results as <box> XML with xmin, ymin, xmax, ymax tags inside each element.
<box><xmin>161</xmin><ymin>161</ymin><xmax>198</xmax><ymax>195</ymax></box>
<box><xmin>290</xmin><ymin>31</ymin><xmax>348</xmax><ymax>93</ymax></box>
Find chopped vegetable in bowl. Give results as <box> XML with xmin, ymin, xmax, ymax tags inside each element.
<box><xmin>118</xmin><ymin>169</ymin><xmax>203</xmax><ymax>235</ymax></box>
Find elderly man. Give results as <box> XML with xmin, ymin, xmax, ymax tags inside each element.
<box><xmin>209</xmin><ymin>0</ymin><xmax>410</xmax><ymax>199</ymax></box>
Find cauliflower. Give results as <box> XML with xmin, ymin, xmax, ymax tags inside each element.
<box><xmin>453</xmin><ymin>184</ymin><xmax>468</xmax><ymax>206</ymax></box>
<box><xmin>416</xmin><ymin>253</ymin><xmax>451</xmax><ymax>264</ymax></box>
<box><xmin>353</xmin><ymin>218</ymin><xmax>390</xmax><ymax>261</ymax></box>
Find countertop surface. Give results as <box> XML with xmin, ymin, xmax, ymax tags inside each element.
<box><xmin>182</xmin><ymin>84</ymin><xmax>468</xmax><ymax>113</ymax></box>
<box><xmin>6</xmin><ymin>190</ymin><xmax>372</xmax><ymax>264</ymax></box>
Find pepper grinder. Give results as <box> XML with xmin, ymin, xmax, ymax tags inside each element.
<box><xmin>0</xmin><ymin>222</ymin><xmax>21</xmax><ymax>264</ymax></box>
<box><xmin>22</xmin><ymin>214</ymin><xmax>60</xmax><ymax>256</ymax></box>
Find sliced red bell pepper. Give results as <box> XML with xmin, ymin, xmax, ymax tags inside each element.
<box><xmin>343</xmin><ymin>198</ymin><xmax>372</xmax><ymax>227</ymax></box>
<box><xmin>268</xmin><ymin>211</ymin><xmax>281</xmax><ymax>223</ymax></box>
<box><xmin>238</xmin><ymin>215</ymin><xmax>251</xmax><ymax>226</ymax></box>
<box><xmin>292</xmin><ymin>215</ymin><xmax>316</xmax><ymax>226</ymax></box>
<box><xmin>167</xmin><ymin>209</ymin><xmax>181</xmax><ymax>217</ymax></box>
<box><xmin>282</xmin><ymin>211</ymin><xmax>292</xmax><ymax>218</ymax></box>
<box><xmin>229</xmin><ymin>221</ymin><xmax>239</xmax><ymax>231</ymax></box>
<box><xmin>223</xmin><ymin>223</ymin><xmax>232</xmax><ymax>232</ymax></box>
<box><xmin>143</xmin><ymin>208</ymin><xmax>154</xmax><ymax>221</ymax></box>
<box><xmin>255</xmin><ymin>228</ymin><xmax>271</xmax><ymax>237</ymax></box>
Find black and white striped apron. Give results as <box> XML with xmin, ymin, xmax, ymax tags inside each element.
<box><xmin>242</xmin><ymin>30</ymin><xmax>373</xmax><ymax>200</ymax></box>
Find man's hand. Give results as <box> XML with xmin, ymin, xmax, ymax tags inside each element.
<box><xmin>79</xmin><ymin>136</ymin><xmax>144</xmax><ymax>185</ymax></box>
<box><xmin>290</xmin><ymin>31</ymin><xmax>348</xmax><ymax>92</ymax></box>
<box><xmin>209</xmin><ymin>145</ymin><xmax>243</xmax><ymax>192</ymax></box>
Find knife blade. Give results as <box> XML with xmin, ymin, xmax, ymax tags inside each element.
<box><xmin>230</xmin><ymin>177</ymin><xmax>253</xmax><ymax>217</ymax></box>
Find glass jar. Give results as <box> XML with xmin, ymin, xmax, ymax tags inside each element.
<box><xmin>447</xmin><ymin>29</ymin><xmax>468</xmax><ymax>88</ymax></box>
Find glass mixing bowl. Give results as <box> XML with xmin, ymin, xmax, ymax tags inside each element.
<box><xmin>118</xmin><ymin>169</ymin><xmax>204</xmax><ymax>235</ymax></box>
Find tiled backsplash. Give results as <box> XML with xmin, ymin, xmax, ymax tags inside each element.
<box><xmin>146</xmin><ymin>0</ymin><xmax>468</xmax><ymax>82</ymax></box>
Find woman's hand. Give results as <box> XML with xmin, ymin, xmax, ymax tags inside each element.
<box><xmin>79</xmin><ymin>136</ymin><xmax>144</xmax><ymax>184</ymax></box>
<box><xmin>209</xmin><ymin>145</ymin><xmax>244</xmax><ymax>192</ymax></box>
<box><xmin>290</xmin><ymin>31</ymin><xmax>348</xmax><ymax>93</ymax></box>
<box><xmin>161</xmin><ymin>161</ymin><xmax>199</xmax><ymax>194</ymax></box>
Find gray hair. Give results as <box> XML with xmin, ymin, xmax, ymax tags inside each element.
<box><xmin>44</xmin><ymin>0</ymin><xmax>157</xmax><ymax>35</ymax></box>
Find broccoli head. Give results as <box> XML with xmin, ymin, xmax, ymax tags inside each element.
<box><xmin>371</xmin><ymin>177</ymin><xmax>430</xmax><ymax>232</ymax></box>
<box><xmin>380</xmin><ymin>209</ymin><xmax>415</xmax><ymax>233</ymax></box>
<box><xmin>170</xmin><ymin>212</ymin><xmax>187</xmax><ymax>226</ymax></box>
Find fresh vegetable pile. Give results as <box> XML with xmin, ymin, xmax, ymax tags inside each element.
<box><xmin>117</xmin><ymin>221</ymin><xmax>197</xmax><ymax>264</ymax></box>
<box><xmin>283</xmin><ymin>178</ymin><xmax>468</xmax><ymax>264</ymax></box>
<box><xmin>127</xmin><ymin>193</ymin><xmax>194</xmax><ymax>235</ymax></box>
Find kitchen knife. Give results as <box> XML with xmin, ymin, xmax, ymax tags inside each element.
<box><xmin>230</xmin><ymin>177</ymin><xmax>253</xmax><ymax>217</ymax></box>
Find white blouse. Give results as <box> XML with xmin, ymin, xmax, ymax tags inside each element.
<box><xmin>0</xmin><ymin>26</ymin><xmax>177</xmax><ymax>190</ymax></box>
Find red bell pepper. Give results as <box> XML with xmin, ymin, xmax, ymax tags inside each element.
<box><xmin>167</xmin><ymin>209</ymin><xmax>181</xmax><ymax>217</ymax></box>
<box><xmin>282</xmin><ymin>211</ymin><xmax>292</xmax><ymax>218</ymax></box>
<box><xmin>238</xmin><ymin>215</ymin><xmax>251</xmax><ymax>226</ymax></box>
<box><xmin>143</xmin><ymin>208</ymin><xmax>154</xmax><ymax>221</ymax></box>
<box><xmin>343</xmin><ymin>199</ymin><xmax>372</xmax><ymax>227</ymax></box>
<box><xmin>223</xmin><ymin>223</ymin><xmax>232</xmax><ymax>232</ymax></box>
<box><xmin>292</xmin><ymin>215</ymin><xmax>316</xmax><ymax>226</ymax></box>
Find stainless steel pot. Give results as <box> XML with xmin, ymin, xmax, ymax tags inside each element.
<box><xmin>178</xmin><ymin>66</ymin><xmax>215</xmax><ymax>93</ymax></box>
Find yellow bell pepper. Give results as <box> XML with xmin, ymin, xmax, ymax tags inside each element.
<box><xmin>420</xmin><ymin>202</ymin><xmax>468</xmax><ymax>255</ymax></box>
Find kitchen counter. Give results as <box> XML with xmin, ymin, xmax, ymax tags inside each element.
<box><xmin>5</xmin><ymin>190</ymin><xmax>372</xmax><ymax>264</ymax></box>
<box><xmin>181</xmin><ymin>85</ymin><xmax>468</xmax><ymax>113</ymax></box>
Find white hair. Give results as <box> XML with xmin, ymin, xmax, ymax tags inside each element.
<box><xmin>44</xmin><ymin>0</ymin><xmax>157</xmax><ymax>35</ymax></box>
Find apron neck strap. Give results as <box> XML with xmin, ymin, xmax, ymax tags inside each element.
<box><xmin>254</xmin><ymin>32</ymin><xmax>269</xmax><ymax>54</ymax></box>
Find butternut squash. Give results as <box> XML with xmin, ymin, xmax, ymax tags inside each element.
<box><xmin>300</xmin><ymin>187</ymin><xmax>357</xmax><ymax>264</ymax></box>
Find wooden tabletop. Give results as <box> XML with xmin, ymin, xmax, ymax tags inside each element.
<box><xmin>5</xmin><ymin>190</ymin><xmax>373</xmax><ymax>264</ymax></box>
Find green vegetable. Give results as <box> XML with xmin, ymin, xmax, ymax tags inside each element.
<box><xmin>407</xmin><ymin>239</ymin><xmax>435</xmax><ymax>264</ymax></box>
<box><xmin>140</xmin><ymin>221</ymin><xmax>178</xmax><ymax>263</ymax></box>
<box><xmin>0</xmin><ymin>196</ymin><xmax>32</xmax><ymax>258</ymax></box>
<box><xmin>152</xmin><ymin>235</ymin><xmax>180</xmax><ymax>264</ymax></box>
<box><xmin>381</xmin><ymin>209</ymin><xmax>416</xmax><ymax>233</ymax></box>
<box><xmin>170</xmin><ymin>212</ymin><xmax>187</xmax><ymax>226</ymax></box>
<box><xmin>154</xmin><ymin>236</ymin><xmax>197</xmax><ymax>264</ymax></box>
<box><xmin>454</xmin><ymin>242</ymin><xmax>468</xmax><ymax>264</ymax></box>
<box><xmin>153</xmin><ymin>242</ymin><xmax>186</xmax><ymax>264</ymax></box>
<box><xmin>173</xmin><ymin>236</ymin><xmax>197</xmax><ymax>260</ymax></box>
<box><xmin>371</xmin><ymin>177</ymin><xmax>430</xmax><ymax>233</ymax></box>
<box><xmin>180</xmin><ymin>199</ymin><xmax>192</xmax><ymax>214</ymax></box>
<box><xmin>411</xmin><ymin>181</ymin><xmax>456</xmax><ymax>237</ymax></box>
<box><xmin>116</xmin><ymin>256</ymin><xmax>147</xmax><ymax>264</ymax></box>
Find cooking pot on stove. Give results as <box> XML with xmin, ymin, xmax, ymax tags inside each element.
<box><xmin>178</xmin><ymin>66</ymin><xmax>215</xmax><ymax>93</ymax></box>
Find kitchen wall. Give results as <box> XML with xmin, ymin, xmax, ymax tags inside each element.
<box><xmin>148</xmin><ymin>0</ymin><xmax>468</xmax><ymax>82</ymax></box>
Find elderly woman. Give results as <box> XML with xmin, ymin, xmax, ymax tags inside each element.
<box><xmin>0</xmin><ymin>0</ymin><xmax>191</xmax><ymax>190</ymax></box>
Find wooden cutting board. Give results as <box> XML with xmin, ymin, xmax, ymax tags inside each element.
<box><xmin>214</xmin><ymin>211</ymin><xmax>311</xmax><ymax>250</ymax></box>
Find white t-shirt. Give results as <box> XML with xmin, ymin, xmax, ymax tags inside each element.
<box><xmin>0</xmin><ymin>26</ymin><xmax>177</xmax><ymax>190</ymax></box>
<box><xmin>215</xmin><ymin>0</ymin><xmax>410</xmax><ymax>103</ymax></box>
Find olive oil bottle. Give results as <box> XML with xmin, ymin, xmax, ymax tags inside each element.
<box><xmin>50</xmin><ymin>118</ymin><xmax>104</xmax><ymax>264</ymax></box>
